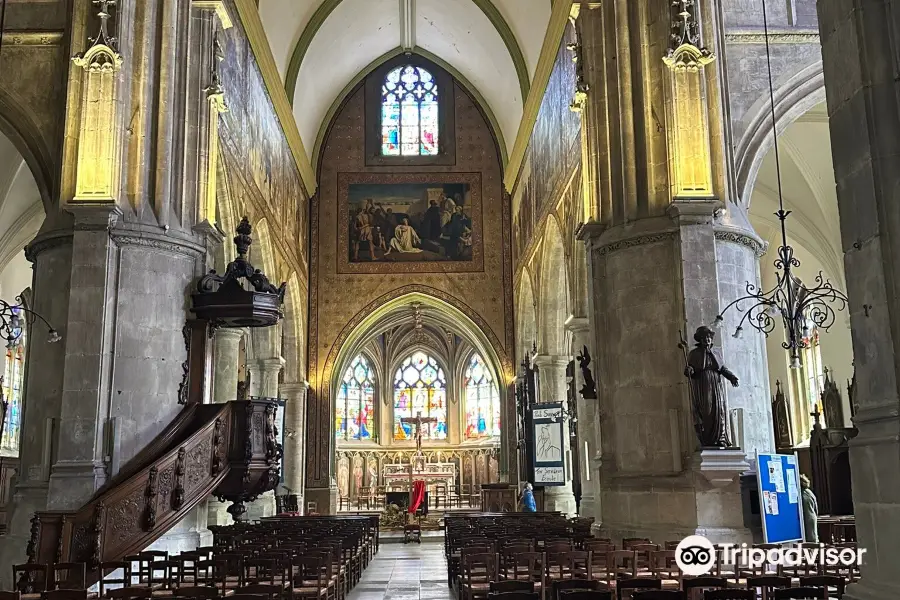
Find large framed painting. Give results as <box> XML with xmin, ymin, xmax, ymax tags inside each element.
<box><xmin>529</xmin><ymin>403</ymin><xmax>565</xmax><ymax>486</ymax></box>
<box><xmin>337</xmin><ymin>172</ymin><xmax>483</xmax><ymax>273</ymax></box>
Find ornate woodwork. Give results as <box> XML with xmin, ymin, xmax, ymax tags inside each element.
<box><xmin>26</xmin><ymin>399</ymin><xmax>280</xmax><ymax>587</ymax></box>
<box><xmin>810</xmin><ymin>391</ymin><xmax>857</xmax><ymax>517</ymax></box>
<box><xmin>771</xmin><ymin>380</ymin><xmax>792</xmax><ymax>450</ymax></box>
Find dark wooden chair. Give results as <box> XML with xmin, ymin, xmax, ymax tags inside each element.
<box><xmin>99</xmin><ymin>561</ymin><xmax>133</xmax><ymax>597</ymax></box>
<box><xmin>487</xmin><ymin>593</ymin><xmax>539</xmax><ymax>600</ymax></box>
<box><xmin>460</xmin><ymin>553</ymin><xmax>499</xmax><ymax>600</ymax></box>
<box><xmin>490</xmin><ymin>582</ymin><xmax>535</xmax><ymax>593</ymax></box>
<box><xmin>682</xmin><ymin>577</ymin><xmax>727</xmax><ymax>600</ymax></box>
<box><xmin>702</xmin><ymin>592</ymin><xmax>754</xmax><ymax>600</ymax></box>
<box><xmin>552</xmin><ymin>579</ymin><xmax>599</xmax><ymax>600</ymax></box>
<box><xmin>0</xmin><ymin>592</ymin><xmax>21</xmax><ymax>600</ymax></box>
<box><xmin>799</xmin><ymin>576</ymin><xmax>845</xmax><ymax>599</ymax></box>
<box><xmin>615</xmin><ymin>578</ymin><xmax>661</xmax><ymax>600</ymax></box>
<box><xmin>227</xmin><ymin>596</ymin><xmax>267</xmax><ymax>600</ymax></box>
<box><xmin>237</xmin><ymin>584</ymin><xmax>284</xmax><ymax>599</ymax></box>
<box><xmin>632</xmin><ymin>592</ymin><xmax>685</xmax><ymax>600</ymax></box>
<box><xmin>558</xmin><ymin>592</ymin><xmax>611</xmax><ymax>600</ymax></box>
<box><xmin>12</xmin><ymin>564</ymin><xmax>49</xmax><ymax>595</ymax></box>
<box><xmin>105</xmin><ymin>589</ymin><xmax>153</xmax><ymax>600</ymax></box>
<box><xmin>50</xmin><ymin>564</ymin><xmax>86</xmax><ymax>591</ymax></box>
<box><xmin>771</xmin><ymin>589</ymin><xmax>826</xmax><ymax>600</ymax></box>
<box><xmin>41</xmin><ymin>591</ymin><xmax>87</xmax><ymax>600</ymax></box>
<box><xmin>172</xmin><ymin>587</ymin><xmax>218</xmax><ymax>599</ymax></box>
<box><xmin>745</xmin><ymin>577</ymin><xmax>791</xmax><ymax>600</ymax></box>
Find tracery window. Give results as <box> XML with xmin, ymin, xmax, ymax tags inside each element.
<box><xmin>381</xmin><ymin>65</ymin><xmax>439</xmax><ymax>156</ymax></box>
<box><xmin>393</xmin><ymin>351</ymin><xmax>447</xmax><ymax>440</ymax></box>
<box><xmin>1</xmin><ymin>330</ymin><xmax>25</xmax><ymax>454</ymax></box>
<box><xmin>788</xmin><ymin>318</ymin><xmax>826</xmax><ymax>439</ymax></box>
<box><xmin>335</xmin><ymin>355</ymin><xmax>376</xmax><ymax>441</ymax></box>
<box><xmin>464</xmin><ymin>353</ymin><xmax>501</xmax><ymax>439</ymax></box>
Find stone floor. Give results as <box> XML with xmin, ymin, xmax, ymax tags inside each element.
<box><xmin>349</xmin><ymin>537</ymin><xmax>450</xmax><ymax>600</ymax></box>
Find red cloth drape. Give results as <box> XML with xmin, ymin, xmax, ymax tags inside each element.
<box><xmin>408</xmin><ymin>480</ymin><xmax>426</xmax><ymax>513</ymax></box>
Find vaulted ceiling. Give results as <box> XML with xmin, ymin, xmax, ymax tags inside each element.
<box><xmin>258</xmin><ymin>0</ymin><xmax>552</xmax><ymax>166</ymax></box>
<box><xmin>749</xmin><ymin>102</ymin><xmax>843</xmax><ymax>284</ymax></box>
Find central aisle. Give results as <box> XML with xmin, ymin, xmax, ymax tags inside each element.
<box><xmin>348</xmin><ymin>536</ymin><xmax>450</xmax><ymax>600</ymax></box>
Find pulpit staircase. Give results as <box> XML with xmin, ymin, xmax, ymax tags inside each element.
<box><xmin>22</xmin><ymin>398</ymin><xmax>281</xmax><ymax>588</ymax></box>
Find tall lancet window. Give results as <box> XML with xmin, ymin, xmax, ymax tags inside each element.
<box><xmin>335</xmin><ymin>355</ymin><xmax>376</xmax><ymax>441</ymax></box>
<box><xmin>381</xmin><ymin>65</ymin><xmax>439</xmax><ymax>156</ymax></box>
<box><xmin>393</xmin><ymin>351</ymin><xmax>447</xmax><ymax>440</ymax></box>
<box><xmin>2</xmin><ymin>328</ymin><xmax>25</xmax><ymax>454</ymax></box>
<box><xmin>464</xmin><ymin>353</ymin><xmax>501</xmax><ymax>439</ymax></box>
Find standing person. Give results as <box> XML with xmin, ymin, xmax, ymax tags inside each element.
<box><xmin>800</xmin><ymin>474</ymin><xmax>819</xmax><ymax>542</ymax></box>
<box><xmin>520</xmin><ymin>482</ymin><xmax>537</xmax><ymax>512</ymax></box>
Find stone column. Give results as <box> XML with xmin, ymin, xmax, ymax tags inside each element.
<box><xmin>532</xmin><ymin>354</ymin><xmax>577</xmax><ymax>515</ymax></box>
<box><xmin>280</xmin><ymin>381</ymin><xmax>308</xmax><ymax>510</ymax></box>
<box><xmin>575</xmin><ymin>0</ymin><xmax>771</xmax><ymax>543</ymax></box>
<box><xmin>564</xmin><ymin>316</ymin><xmax>601</xmax><ymax>519</ymax></box>
<box><xmin>818</xmin><ymin>2</ymin><xmax>900</xmax><ymax>598</ymax></box>
<box><xmin>208</xmin><ymin>327</ymin><xmax>244</xmax><ymax>525</ymax></box>
<box><xmin>213</xmin><ymin>328</ymin><xmax>244</xmax><ymax>403</ymax></box>
<box><xmin>245</xmin><ymin>327</ymin><xmax>284</xmax><ymax>520</ymax></box>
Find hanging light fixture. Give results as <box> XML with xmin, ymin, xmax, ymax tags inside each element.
<box><xmin>712</xmin><ymin>0</ymin><xmax>848</xmax><ymax>369</ymax></box>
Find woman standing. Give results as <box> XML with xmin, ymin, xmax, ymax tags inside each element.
<box><xmin>801</xmin><ymin>475</ymin><xmax>819</xmax><ymax>542</ymax></box>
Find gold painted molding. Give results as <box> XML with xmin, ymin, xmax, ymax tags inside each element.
<box><xmin>503</xmin><ymin>0</ymin><xmax>571</xmax><ymax>191</ymax></box>
<box><xmin>232</xmin><ymin>0</ymin><xmax>317</xmax><ymax>194</ymax></box>
<box><xmin>1</xmin><ymin>30</ymin><xmax>64</xmax><ymax>46</ymax></box>
<box><xmin>283</xmin><ymin>0</ymin><xmax>530</xmax><ymax>111</ymax></box>
<box><xmin>311</xmin><ymin>46</ymin><xmax>509</xmax><ymax>171</ymax></box>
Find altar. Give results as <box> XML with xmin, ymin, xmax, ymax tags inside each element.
<box><xmin>383</xmin><ymin>461</ymin><xmax>456</xmax><ymax>493</ymax></box>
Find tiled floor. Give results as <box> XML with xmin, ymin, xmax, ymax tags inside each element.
<box><xmin>349</xmin><ymin>537</ymin><xmax>451</xmax><ymax>600</ymax></box>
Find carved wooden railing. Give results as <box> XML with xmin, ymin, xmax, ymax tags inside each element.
<box><xmin>23</xmin><ymin>400</ymin><xmax>281</xmax><ymax>590</ymax></box>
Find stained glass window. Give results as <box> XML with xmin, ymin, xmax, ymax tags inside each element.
<box><xmin>393</xmin><ymin>351</ymin><xmax>447</xmax><ymax>440</ymax></box>
<box><xmin>381</xmin><ymin>65</ymin><xmax>439</xmax><ymax>156</ymax></box>
<box><xmin>335</xmin><ymin>355</ymin><xmax>376</xmax><ymax>441</ymax></box>
<box><xmin>464</xmin><ymin>353</ymin><xmax>501</xmax><ymax>439</ymax></box>
<box><xmin>2</xmin><ymin>330</ymin><xmax>25</xmax><ymax>454</ymax></box>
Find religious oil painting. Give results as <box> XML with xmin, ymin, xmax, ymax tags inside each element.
<box><xmin>337</xmin><ymin>173</ymin><xmax>482</xmax><ymax>274</ymax></box>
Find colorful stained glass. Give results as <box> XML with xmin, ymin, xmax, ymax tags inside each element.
<box><xmin>335</xmin><ymin>355</ymin><xmax>376</xmax><ymax>441</ymax></box>
<box><xmin>393</xmin><ymin>352</ymin><xmax>447</xmax><ymax>440</ymax></box>
<box><xmin>464</xmin><ymin>353</ymin><xmax>501</xmax><ymax>440</ymax></box>
<box><xmin>1</xmin><ymin>334</ymin><xmax>25</xmax><ymax>453</ymax></box>
<box><xmin>380</xmin><ymin>65</ymin><xmax>439</xmax><ymax>156</ymax></box>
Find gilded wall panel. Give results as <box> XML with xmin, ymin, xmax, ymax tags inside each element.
<box><xmin>216</xmin><ymin>13</ymin><xmax>309</xmax><ymax>287</ymax></box>
<box><xmin>512</xmin><ymin>23</ymin><xmax>582</xmax><ymax>269</ymax></box>
<box><xmin>307</xmin><ymin>77</ymin><xmax>513</xmax><ymax>488</ymax></box>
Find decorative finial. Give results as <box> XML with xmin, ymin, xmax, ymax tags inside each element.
<box><xmin>663</xmin><ymin>0</ymin><xmax>714</xmax><ymax>70</ymax></box>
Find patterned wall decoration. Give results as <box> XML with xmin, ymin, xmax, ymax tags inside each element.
<box><xmin>307</xmin><ymin>68</ymin><xmax>514</xmax><ymax>490</ymax></box>
<box><xmin>216</xmin><ymin>16</ymin><xmax>309</xmax><ymax>287</ymax></box>
<box><xmin>512</xmin><ymin>23</ymin><xmax>582</xmax><ymax>269</ymax></box>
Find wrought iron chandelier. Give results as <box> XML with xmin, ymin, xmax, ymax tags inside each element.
<box><xmin>1</xmin><ymin>297</ymin><xmax>61</xmax><ymax>350</ymax></box>
<box><xmin>713</xmin><ymin>0</ymin><xmax>848</xmax><ymax>369</ymax></box>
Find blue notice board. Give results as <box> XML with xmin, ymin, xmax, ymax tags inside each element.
<box><xmin>756</xmin><ymin>452</ymin><xmax>804</xmax><ymax>544</ymax></box>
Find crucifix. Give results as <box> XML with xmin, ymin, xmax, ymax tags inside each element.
<box><xmin>400</xmin><ymin>411</ymin><xmax>437</xmax><ymax>454</ymax></box>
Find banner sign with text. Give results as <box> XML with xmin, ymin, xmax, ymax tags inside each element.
<box><xmin>530</xmin><ymin>403</ymin><xmax>565</xmax><ymax>486</ymax></box>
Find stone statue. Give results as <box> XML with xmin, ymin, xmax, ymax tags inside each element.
<box><xmin>576</xmin><ymin>346</ymin><xmax>597</xmax><ymax>399</ymax></box>
<box><xmin>683</xmin><ymin>326</ymin><xmax>738</xmax><ymax>448</ymax></box>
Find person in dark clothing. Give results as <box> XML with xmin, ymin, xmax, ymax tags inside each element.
<box><xmin>421</xmin><ymin>199</ymin><xmax>442</xmax><ymax>241</ymax></box>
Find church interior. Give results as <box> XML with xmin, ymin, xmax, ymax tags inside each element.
<box><xmin>0</xmin><ymin>0</ymin><xmax>896</xmax><ymax>599</ymax></box>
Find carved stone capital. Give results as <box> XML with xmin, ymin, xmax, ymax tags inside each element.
<box><xmin>66</xmin><ymin>203</ymin><xmax>122</xmax><ymax>230</ymax></box>
<box><xmin>666</xmin><ymin>199</ymin><xmax>723</xmax><ymax>225</ymax></box>
<box><xmin>532</xmin><ymin>354</ymin><xmax>571</xmax><ymax>370</ymax></box>
<box><xmin>564</xmin><ymin>315</ymin><xmax>590</xmax><ymax>334</ymax></box>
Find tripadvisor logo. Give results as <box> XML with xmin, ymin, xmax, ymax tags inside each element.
<box><xmin>675</xmin><ymin>535</ymin><xmax>867</xmax><ymax>576</ymax></box>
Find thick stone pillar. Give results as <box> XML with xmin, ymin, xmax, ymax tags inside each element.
<box><xmin>280</xmin><ymin>381</ymin><xmax>308</xmax><ymax>510</ymax></box>
<box><xmin>532</xmin><ymin>354</ymin><xmax>577</xmax><ymax>515</ymax></box>
<box><xmin>575</xmin><ymin>0</ymin><xmax>771</xmax><ymax>542</ymax></box>
<box><xmin>818</xmin><ymin>2</ymin><xmax>900</xmax><ymax>597</ymax></box>
<box><xmin>213</xmin><ymin>328</ymin><xmax>244</xmax><ymax>403</ymax></box>
<box><xmin>565</xmin><ymin>316</ymin><xmax>601</xmax><ymax>519</ymax></box>
<box><xmin>208</xmin><ymin>327</ymin><xmax>244</xmax><ymax>525</ymax></box>
<box><xmin>245</xmin><ymin>327</ymin><xmax>283</xmax><ymax>520</ymax></box>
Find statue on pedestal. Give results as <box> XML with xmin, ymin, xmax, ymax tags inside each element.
<box><xmin>682</xmin><ymin>326</ymin><xmax>738</xmax><ymax>448</ymax></box>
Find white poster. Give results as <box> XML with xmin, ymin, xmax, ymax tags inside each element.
<box><xmin>787</xmin><ymin>471</ymin><xmax>799</xmax><ymax>504</ymax></box>
<box><xmin>763</xmin><ymin>491</ymin><xmax>779</xmax><ymax>515</ymax></box>
<box><xmin>534</xmin><ymin>466</ymin><xmax>565</xmax><ymax>484</ymax></box>
<box><xmin>769</xmin><ymin>456</ymin><xmax>785</xmax><ymax>493</ymax></box>
<box><xmin>535</xmin><ymin>422</ymin><xmax>563</xmax><ymax>463</ymax></box>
